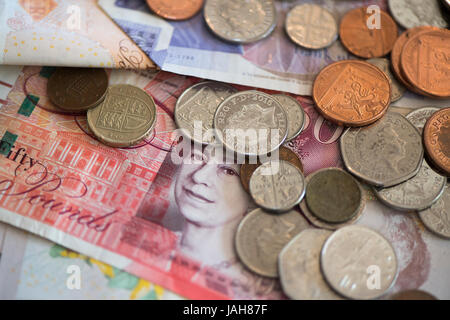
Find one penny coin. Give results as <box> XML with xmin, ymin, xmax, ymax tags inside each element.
<box><xmin>339</xmin><ymin>7</ymin><xmax>398</xmax><ymax>59</ymax></box>
<box><xmin>312</xmin><ymin>60</ymin><xmax>391</xmax><ymax>127</ymax></box>
<box><xmin>146</xmin><ymin>0</ymin><xmax>204</xmax><ymax>20</ymax></box>
<box><xmin>47</xmin><ymin>68</ymin><xmax>108</xmax><ymax>112</ymax></box>
<box><xmin>423</xmin><ymin>107</ymin><xmax>450</xmax><ymax>176</ymax></box>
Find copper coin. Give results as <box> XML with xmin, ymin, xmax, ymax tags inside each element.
<box><xmin>391</xmin><ymin>290</ymin><xmax>437</xmax><ymax>300</ymax></box>
<box><xmin>239</xmin><ymin>146</ymin><xmax>304</xmax><ymax>193</ymax></box>
<box><xmin>423</xmin><ymin>107</ymin><xmax>450</xmax><ymax>176</ymax></box>
<box><xmin>401</xmin><ymin>29</ymin><xmax>450</xmax><ymax>98</ymax></box>
<box><xmin>312</xmin><ymin>60</ymin><xmax>391</xmax><ymax>127</ymax></box>
<box><xmin>146</xmin><ymin>0</ymin><xmax>204</xmax><ymax>20</ymax></box>
<box><xmin>339</xmin><ymin>7</ymin><xmax>398</xmax><ymax>59</ymax></box>
<box><xmin>47</xmin><ymin>68</ymin><xmax>108</xmax><ymax>112</ymax></box>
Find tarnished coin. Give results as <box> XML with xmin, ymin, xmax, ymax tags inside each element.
<box><xmin>87</xmin><ymin>85</ymin><xmax>157</xmax><ymax>148</ymax></box>
<box><xmin>235</xmin><ymin>208</ymin><xmax>310</xmax><ymax>278</ymax></box>
<box><xmin>175</xmin><ymin>81</ymin><xmax>237</xmax><ymax>144</ymax></box>
<box><xmin>278</xmin><ymin>229</ymin><xmax>343</xmax><ymax>300</ymax></box>
<box><xmin>373</xmin><ymin>160</ymin><xmax>446</xmax><ymax>211</ymax></box>
<box><xmin>146</xmin><ymin>0</ymin><xmax>204</xmax><ymax>20</ymax></box>
<box><xmin>340</xmin><ymin>112</ymin><xmax>424</xmax><ymax>187</ymax></box>
<box><xmin>419</xmin><ymin>183</ymin><xmax>450</xmax><ymax>239</ymax></box>
<box><xmin>306</xmin><ymin>168</ymin><xmax>364</xmax><ymax>224</ymax></box>
<box><xmin>312</xmin><ymin>60</ymin><xmax>391</xmax><ymax>127</ymax></box>
<box><xmin>320</xmin><ymin>225</ymin><xmax>398</xmax><ymax>300</ymax></box>
<box><xmin>285</xmin><ymin>4</ymin><xmax>337</xmax><ymax>50</ymax></box>
<box><xmin>423</xmin><ymin>108</ymin><xmax>450</xmax><ymax>176</ymax></box>
<box><xmin>273</xmin><ymin>94</ymin><xmax>305</xmax><ymax>142</ymax></box>
<box><xmin>47</xmin><ymin>68</ymin><xmax>108</xmax><ymax>112</ymax></box>
<box><xmin>240</xmin><ymin>146</ymin><xmax>303</xmax><ymax>193</ymax></box>
<box><xmin>339</xmin><ymin>7</ymin><xmax>398</xmax><ymax>58</ymax></box>
<box><xmin>391</xmin><ymin>289</ymin><xmax>438</xmax><ymax>300</ymax></box>
<box><xmin>214</xmin><ymin>90</ymin><xmax>288</xmax><ymax>156</ymax></box>
<box><xmin>406</xmin><ymin>107</ymin><xmax>440</xmax><ymax>133</ymax></box>
<box><xmin>388</xmin><ymin>0</ymin><xmax>448</xmax><ymax>29</ymax></box>
<box><xmin>204</xmin><ymin>0</ymin><xmax>276</xmax><ymax>44</ymax></box>
<box><xmin>367</xmin><ymin>58</ymin><xmax>405</xmax><ymax>103</ymax></box>
<box><xmin>249</xmin><ymin>160</ymin><xmax>305</xmax><ymax>212</ymax></box>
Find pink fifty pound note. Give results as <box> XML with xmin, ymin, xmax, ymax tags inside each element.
<box><xmin>0</xmin><ymin>66</ymin><xmax>445</xmax><ymax>299</ymax></box>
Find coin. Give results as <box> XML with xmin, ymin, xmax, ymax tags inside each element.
<box><xmin>406</xmin><ymin>107</ymin><xmax>440</xmax><ymax>133</ymax></box>
<box><xmin>320</xmin><ymin>225</ymin><xmax>398</xmax><ymax>300</ymax></box>
<box><xmin>285</xmin><ymin>4</ymin><xmax>337</xmax><ymax>50</ymax></box>
<box><xmin>278</xmin><ymin>229</ymin><xmax>343</xmax><ymax>300</ymax></box>
<box><xmin>339</xmin><ymin>7</ymin><xmax>398</xmax><ymax>59</ymax></box>
<box><xmin>273</xmin><ymin>94</ymin><xmax>305</xmax><ymax>142</ymax></box>
<box><xmin>373</xmin><ymin>160</ymin><xmax>446</xmax><ymax>211</ymax></box>
<box><xmin>235</xmin><ymin>208</ymin><xmax>310</xmax><ymax>278</ymax></box>
<box><xmin>390</xmin><ymin>289</ymin><xmax>438</xmax><ymax>300</ymax></box>
<box><xmin>388</xmin><ymin>0</ymin><xmax>448</xmax><ymax>29</ymax></box>
<box><xmin>401</xmin><ymin>29</ymin><xmax>450</xmax><ymax>98</ymax></box>
<box><xmin>204</xmin><ymin>0</ymin><xmax>276</xmax><ymax>44</ymax></box>
<box><xmin>146</xmin><ymin>0</ymin><xmax>204</xmax><ymax>20</ymax></box>
<box><xmin>312</xmin><ymin>60</ymin><xmax>391</xmax><ymax>127</ymax></box>
<box><xmin>367</xmin><ymin>58</ymin><xmax>405</xmax><ymax>102</ymax></box>
<box><xmin>423</xmin><ymin>108</ymin><xmax>450</xmax><ymax>176</ymax></box>
<box><xmin>239</xmin><ymin>146</ymin><xmax>303</xmax><ymax>193</ymax></box>
<box><xmin>214</xmin><ymin>90</ymin><xmax>288</xmax><ymax>157</ymax></box>
<box><xmin>175</xmin><ymin>81</ymin><xmax>237</xmax><ymax>145</ymax></box>
<box><xmin>418</xmin><ymin>183</ymin><xmax>450</xmax><ymax>239</ymax></box>
<box><xmin>340</xmin><ymin>112</ymin><xmax>424</xmax><ymax>187</ymax></box>
<box><xmin>47</xmin><ymin>68</ymin><xmax>108</xmax><ymax>112</ymax></box>
<box><xmin>249</xmin><ymin>160</ymin><xmax>305</xmax><ymax>212</ymax></box>
<box><xmin>306</xmin><ymin>168</ymin><xmax>364</xmax><ymax>224</ymax></box>
<box><xmin>87</xmin><ymin>85</ymin><xmax>157</xmax><ymax>148</ymax></box>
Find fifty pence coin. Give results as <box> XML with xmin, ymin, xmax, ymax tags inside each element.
<box><xmin>367</xmin><ymin>58</ymin><xmax>405</xmax><ymax>103</ymax></box>
<box><xmin>306</xmin><ymin>168</ymin><xmax>365</xmax><ymax>224</ymax></box>
<box><xmin>418</xmin><ymin>183</ymin><xmax>450</xmax><ymax>239</ymax></box>
<box><xmin>320</xmin><ymin>225</ymin><xmax>398</xmax><ymax>300</ymax></box>
<box><xmin>214</xmin><ymin>90</ymin><xmax>288</xmax><ymax>157</ymax></box>
<box><xmin>373</xmin><ymin>160</ymin><xmax>446</xmax><ymax>211</ymax></box>
<box><xmin>249</xmin><ymin>160</ymin><xmax>305</xmax><ymax>212</ymax></box>
<box><xmin>87</xmin><ymin>85</ymin><xmax>157</xmax><ymax>148</ymax></box>
<box><xmin>273</xmin><ymin>94</ymin><xmax>305</xmax><ymax>142</ymax></box>
<box><xmin>423</xmin><ymin>107</ymin><xmax>450</xmax><ymax>176</ymax></box>
<box><xmin>340</xmin><ymin>112</ymin><xmax>423</xmax><ymax>187</ymax></box>
<box><xmin>235</xmin><ymin>208</ymin><xmax>310</xmax><ymax>278</ymax></box>
<box><xmin>204</xmin><ymin>0</ymin><xmax>276</xmax><ymax>44</ymax></box>
<box><xmin>175</xmin><ymin>81</ymin><xmax>237</xmax><ymax>144</ymax></box>
<box><xmin>47</xmin><ymin>68</ymin><xmax>108</xmax><ymax>112</ymax></box>
<box><xmin>278</xmin><ymin>229</ymin><xmax>343</xmax><ymax>300</ymax></box>
<box><xmin>406</xmin><ymin>107</ymin><xmax>440</xmax><ymax>133</ymax></box>
<box><xmin>388</xmin><ymin>0</ymin><xmax>448</xmax><ymax>29</ymax></box>
<box><xmin>285</xmin><ymin>4</ymin><xmax>338</xmax><ymax>50</ymax></box>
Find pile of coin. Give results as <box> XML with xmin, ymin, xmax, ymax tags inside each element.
<box><xmin>47</xmin><ymin>67</ymin><xmax>157</xmax><ymax>148</ymax></box>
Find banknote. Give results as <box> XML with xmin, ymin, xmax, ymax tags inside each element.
<box><xmin>0</xmin><ymin>0</ymin><xmax>155</xmax><ymax>69</ymax></box>
<box><xmin>0</xmin><ymin>64</ymin><xmax>449</xmax><ymax>299</ymax></box>
<box><xmin>0</xmin><ymin>222</ymin><xmax>182</xmax><ymax>300</ymax></box>
<box><xmin>98</xmin><ymin>0</ymin><xmax>388</xmax><ymax>95</ymax></box>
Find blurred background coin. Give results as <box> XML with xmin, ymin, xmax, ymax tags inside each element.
<box><xmin>146</xmin><ymin>0</ymin><xmax>204</xmax><ymax>20</ymax></box>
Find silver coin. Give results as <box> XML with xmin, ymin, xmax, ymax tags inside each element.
<box><xmin>204</xmin><ymin>0</ymin><xmax>277</xmax><ymax>44</ymax></box>
<box><xmin>373</xmin><ymin>160</ymin><xmax>446</xmax><ymax>211</ymax></box>
<box><xmin>367</xmin><ymin>58</ymin><xmax>405</xmax><ymax>103</ymax></box>
<box><xmin>273</xmin><ymin>94</ymin><xmax>305</xmax><ymax>142</ymax></box>
<box><xmin>418</xmin><ymin>183</ymin><xmax>450</xmax><ymax>239</ymax></box>
<box><xmin>278</xmin><ymin>229</ymin><xmax>343</xmax><ymax>300</ymax></box>
<box><xmin>285</xmin><ymin>4</ymin><xmax>338</xmax><ymax>50</ymax></box>
<box><xmin>340</xmin><ymin>112</ymin><xmax>423</xmax><ymax>188</ymax></box>
<box><xmin>320</xmin><ymin>225</ymin><xmax>398</xmax><ymax>300</ymax></box>
<box><xmin>214</xmin><ymin>90</ymin><xmax>288</xmax><ymax>156</ymax></box>
<box><xmin>406</xmin><ymin>107</ymin><xmax>440</xmax><ymax>134</ymax></box>
<box><xmin>235</xmin><ymin>208</ymin><xmax>310</xmax><ymax>278</ymax></box>
<box><xmin>175</xmin><ymin>81</ymin><xmax>237</xmax><ymax>145</ymax></box>
<box><xmin>249</xmin><ymin>160</ymin><xmax>305</xmax><ymax>212</ymax></box>
<box><xmin>388</xmin><ymin>0</ymin><xmax>448</xmax><ymax>29</ymax></box>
